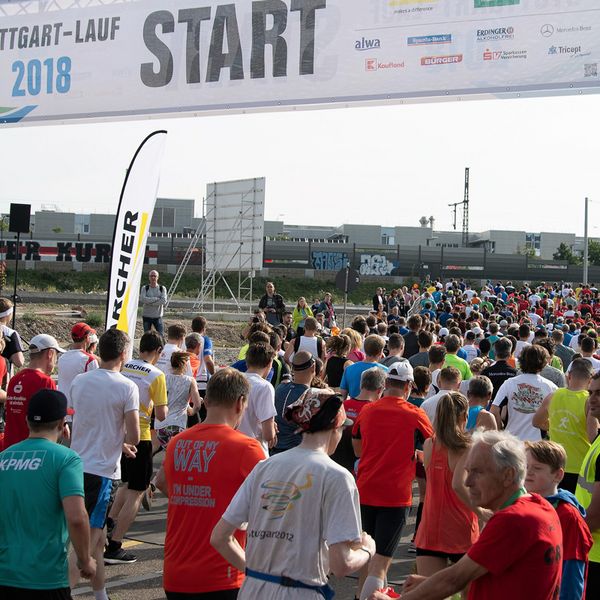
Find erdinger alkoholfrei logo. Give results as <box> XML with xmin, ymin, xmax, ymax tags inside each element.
<box><xmin>474</xmin><ymin>0</ymin><xmax>520</xmax><ymax>7</ymax></box>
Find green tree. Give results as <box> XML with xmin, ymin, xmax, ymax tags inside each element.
<box><xmin>587</xmin><ymin>240</ymin><xmax>600</xmax><ymax>266</ymax></box>
<box><xmin>553</xmin><ymin>242</ymin><xmax>580</xmax><ymax>265</ymax></box>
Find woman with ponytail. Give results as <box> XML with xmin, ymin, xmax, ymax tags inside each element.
<box><xmin>414</xmin><ymin>392</ymin><xmax>479</xmax><ymax>584</ymax></box>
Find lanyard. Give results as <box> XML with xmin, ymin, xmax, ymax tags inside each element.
<box><xmin>500</xmin><ymin>487</ymin><xmax>528</xmax><ymax>510</ymax></box>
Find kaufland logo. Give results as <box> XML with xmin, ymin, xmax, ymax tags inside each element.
<box><xmin>355</xmin><ymin>37</ymin><xmax>381</xmax><ymax>51</ymax></box>
<box><xmin>421</xmin><ymin>54</ymin><xmax>463</xmax><ymax>65</ymax></box>
<box><xmin>366</xmin><ymin>58</ymin><xmax>405</xmax><ymax>71</ymax></box>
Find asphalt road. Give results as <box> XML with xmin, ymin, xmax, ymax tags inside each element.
<box><xmin>72</xmin><ymin>457</ymin><xmax>418</xmax><ymax>600</ymax></box>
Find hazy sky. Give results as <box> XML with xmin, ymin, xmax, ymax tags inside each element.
<box><xmin>1</xmin><ymin>93</ymin><xmax>599</xmax><ymax>236</ymax></box>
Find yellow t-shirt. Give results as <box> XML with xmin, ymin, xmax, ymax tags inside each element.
<box><xmin>122</xmin><ymin>359</ymin><xmax>167</xmax><ymax>441</ymax></box>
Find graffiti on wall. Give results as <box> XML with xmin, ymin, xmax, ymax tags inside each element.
<box><xmin>311</xmin><ymin>251</ymin><xmax>348</xmax><ymax>271</ymax></box>
<box><xmin>359</xmin><ymin>254</ymin><xmax>397</xmax><ymax>276</ymax></box>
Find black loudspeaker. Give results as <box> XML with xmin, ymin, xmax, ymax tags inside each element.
<box><xmin>9</xmin><ymin>203</ymin><xmax>31</xmax><ymax>234</ymax></box>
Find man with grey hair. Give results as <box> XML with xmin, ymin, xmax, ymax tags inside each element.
<box><xmin>140</xmin><ymin>270</ymin><xmax>167</xmax><ymax>335</ymax></box>
<box><xmin>395</xmin><ymin>430</ymin><xmax>563</xmax><ymax>600</ymax></box>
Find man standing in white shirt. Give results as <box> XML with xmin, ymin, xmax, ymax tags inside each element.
<box><xmin>239</xmin><ymin>343</ymin><xmax>277</xmax><ymax>457</ymax></box>
<box><xmin>69</xmin><ymin>329</ymin><xmax>140</xmax><ymax>600</ymax></box>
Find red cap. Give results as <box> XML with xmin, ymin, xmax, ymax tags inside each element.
<box><xmin>71</xmin><ymin>322</ymin><xmax>95</xmax><ymax>339</ymax></box>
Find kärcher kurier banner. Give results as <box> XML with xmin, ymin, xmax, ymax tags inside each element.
<box><xmin>1</xmin><ymin>0</ymin><xmax>599</xmax><ymax>125</ymax></box>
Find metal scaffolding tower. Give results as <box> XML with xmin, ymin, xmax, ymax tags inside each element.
<box><xmin>448</xmin><ymin>167</ymin><xmax>470</xmax><ymax>247</ymax></box>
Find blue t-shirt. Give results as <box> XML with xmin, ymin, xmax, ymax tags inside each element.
<box><xmin>0</xmin><ymin>437</ymin><xmax>84</xmax><ymax>589</ymax></box>
<box><xmin>340</xmin><ymin>361</ymin><xmax>389</xmax><ymax>399</ymax></box>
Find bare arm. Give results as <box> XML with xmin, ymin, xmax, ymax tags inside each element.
<box><xmin>187</xmin><ymin>380</ymin><xmax>202</xmax><ymax>415</ymax></box>
<box><xmin>329</xmin><ymin>533</ymin><xmax>375</xmax><ymax>578</ymax></box>
<box><xmin>283</xmin><ymin>342</ymin><xmax>294</xmax><ymax>365</ymax></box>
<box><xmin>261</xmin><ymin>417</ymin><xmax>277</xmax><ymax>447</ymax></box>
<box><xmin>204</xmin><ymin>354</ymin><xmax>215</xmax><ymax>376</ymax></box>
<box><xmin>476</xmin><ymin>410</ymin><xmax>498</xmax><ymax>432</ymax></box>
<box><xmin>124</xmin><ymin>409</ymin><xmax>140</xmax><ymax>446</ymax></box>
<box><xmin>352</xmin><ymin>438</ymin><xmax>362</xmax><ymax>458</ymax></box>
<box><xmin>423</xmin><ymin>437</ymin><xmax>433</xmax><ymax>470</ymax></box>
<box><xmin>490</xmin><ymin>404</ymin><xmax>503</xmax><ymax>430</ymax></box>
<box><xmin>451</xmin><ymin>450</ymin><xmax>475</xmax><ymax>510</ymax></box>
<box><xmin>532</xmin><ymin>393</ymin><xmax>553</xmax><ymax>431</ymax></box>
<box><xmin>155</xmin><ymin>403</ymin><xmax>168</xmax><ymax>422</ymax></box>
<box><xmin>585</xmin><ymin>482</ymin><xmax>600</xmax><ymax>532</ymax></box>
<box><xmin>211</xmin><ymin>518</ymin><xmax>246</xmax><ymax>572</ymax></box>
<box><xmin>402</xmin><ymin>555</ymin><xmax>488</xmax><ymax>599</ymax></box>
<box><xmin>62</xmin><ymin>496</ymin><xmax>95</xmax><ymax>579</ymax></box>
<box><xmin>10</xmin><ymin>351</ymin><xmax>24</xmax><ymax>369</ymax></box>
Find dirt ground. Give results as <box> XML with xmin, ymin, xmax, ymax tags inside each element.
<box><xmin>12</xmin><ymin>303</ymin><xmax>246</xmax><ymax>365</ymax></box>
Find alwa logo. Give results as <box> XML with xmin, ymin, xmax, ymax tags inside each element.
<box><xmin>355</xmin><ymin>37</ymin><xmax>381</xmax><ymax>51</ymax></box>
<box><xmin>475</xmin><ymin>0</ymin><xmax>520</xmax><ymax>7</ymax></box>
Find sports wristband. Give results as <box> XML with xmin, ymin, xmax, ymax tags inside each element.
<box><xmin>360</xmin><ymin>547</ymin><xmax>372</xmax><ymax>560</ymax></box>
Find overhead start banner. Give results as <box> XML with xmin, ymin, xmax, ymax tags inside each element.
<box><xmin>1</xmin><ymin>0</ymin><xmax>600</xmax><ymax>125</ymax></box>
<box><xmin>106</xmin><ymin>130</ymin><xmax>167</xmax><ymax>347</ymax></box>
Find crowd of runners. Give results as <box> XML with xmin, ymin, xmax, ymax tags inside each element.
<box><xmin>0</xmin><ymin>275</ymin><xmax>600</xmax><ymax>599</ymax></box>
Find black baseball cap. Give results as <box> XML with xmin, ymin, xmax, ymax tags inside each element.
<box><xmin>27</xmin><ymin>389</ymin><xmax>68</xmax><ymax>423</ymax></box>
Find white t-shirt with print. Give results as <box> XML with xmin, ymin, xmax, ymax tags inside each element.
<box><xmin>57</xmin><ymin>349</ymin><xmax>99</xmax><ymax>406</ymax></box>
<box><xmin>239</xmin><ymin>372</ymin><xmax>277</xmax><ymax>457</ymax></box>
<box><xmin>156</xmin><ymin>342</ymin><xmax>184</xmax><ymax>374</ymax></box>
<box><xmin>70</xmin><ymin>369</ymin><xmax>139</xmax><ymax>479</ymax></box>
<box><xmin>492</xmin><ymin>373</ymin><xmax>557</xmax><ymax>441</ymax></box>
<box><xmin>223</xmin><ymin>446</ymin><xmax>362</xmax><ymax>600</ymax></box>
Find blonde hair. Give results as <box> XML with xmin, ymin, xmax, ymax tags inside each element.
<box><xmin>342</xmin><ymin>328</ymin><xmax>362</xmax><ymax>351</ymax></box>
<box><xmin>435</xmin><ymin>392</ymin><xmax>470</xmax><ymax>452</ymax></box>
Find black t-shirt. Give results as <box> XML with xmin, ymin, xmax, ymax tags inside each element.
<box><xmin>481</xmin><ymin>360</ymin><xmax>518</xmax><ymax>403</ymax></box>
<box><xmin>402</xmin><ymin>331</ymin><xmax>420</xmax><ymax>359</ymax></box>
<box><xmin>1</xmin><ymin>326</ymin><xmax>23</xmax><ymax>363</ymax></box>
<box><xmin>325</xmin><ymin>356</ymin><xmax>347</xmax><ymax>388</ymax></box>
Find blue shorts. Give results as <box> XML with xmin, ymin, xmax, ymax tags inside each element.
<box><xmin>83</xmin><ymin>473</ymin><xmax>116</xmax><ymax>529</ymax></box>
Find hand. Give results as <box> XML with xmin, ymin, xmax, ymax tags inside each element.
<box><xmin>360</xmin><ymin>531</ymin><xmax>376</xmax><ymax>556</ymax></box>
<box><xmin>268</xmin><ymin>435</ymin><xmax>278</xmax><ymax>449</ymax></box>
<box><xmin>77</xmin><ymin>556</ymin><xmax>97</xmax><ymax>579</ymax></box>
<box><xmin>62</xmin><ymin>423</ymin><xmax>71</xmax><ymax>441</ymax></box>
<box><xmin>403</xmin><ymin>574</ymin><xmax>426</xmax><ymax>593</ymax></box>
<box><xmin>122</xmin><ymin>443</ymin><xmax>137</xmax><ymax>459</ymax></box>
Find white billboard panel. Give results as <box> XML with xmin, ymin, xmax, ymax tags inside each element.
<box><xmin>204</xmin><ymin>177</ymin><xmax>264</xmax><ymax>273</ymax></box>
<box><xmin>1</xmin><ymin>1</ymin><xmax>600</xmax><ymax>125</ymax></box>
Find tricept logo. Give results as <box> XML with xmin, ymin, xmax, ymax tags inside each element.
<box><xmin>421</xmin><ymin>54</ymin><xmax>463</xmax><ymax>66</ymax></box>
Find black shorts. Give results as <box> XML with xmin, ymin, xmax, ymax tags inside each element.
<box><xmin>165</xmin><ymin>590</ymin><xmax>239</xmax><ymax>600</ymax></box>
<box><xmin>120</xmin><ymin>440</ymin><xmax>153</xmax><ymax>491</ymax></box>
<box><xmin>84</xmin><ymin>473</ymin><xmax>117</xmax><ymax>529</ymax></box>
<box><xmin>416</xmin><ymin>548</ymin><xmax>464</xmax><ymax>563</ymax></box>
<box><xmin>360</xmin><ymin>505</ymin><xmax>408</xmax><ymax>558</ymax></box>
<box><xmin>0</xmin><ymin>586</ymin><xmax>71</xmax><ymax>600</ymax></box>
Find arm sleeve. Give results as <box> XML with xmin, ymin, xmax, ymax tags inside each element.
<box><xmin>258</xmin><ymin>295</ymin><xmax>267</xmax><ymax>310</ymax></box>
<box><xmin>492</xmin><ymin>380</ymin><xmax>510</xmax><ymax>407</ymax></box>
<box><xmin>559</xmin><ymin>560</ymin><xmax>586</xmax><ymax>600</ymax></box>
<box><xmin>149</xmin><ymin>373</ymin><xmax>168</xmax><ymax>407</ymax></box>
<box><xmin>255</xmin><ymin>385</ymin><xmax>277</xmax><ymax>423</ymax></box>
<box><xmin>322</xmin><ymin>471</ymin><xmax>362</xmax><ymax>545</ymax></box>
<box><xmin>139</xmin><ymin>286</ymin><xmax>149</xmax><ymax>304</ymax></box>
<box><xmin>125</xmin><ymin>382</ymin><xmax>140</xmax><ymax>412</ymax></box>
<box><xmin>222</xmin><ymin>467</ymin><xmax>257</xmax><ymax>527</ymax></box>
<box><xmin>58</xmin><ymin>452</ymin><xmax>85</xmax><ymax>499</ymax></box>
<box><xmin>159</xmin><ymin>286</ymin><xmax>168</xmax><ymax>306</ymax></box>
<box><xmin>340</xmin><ymin>368</ymin><xmax>349</xmax><ymax>392</ymax></box>
<box><xmin>239</xmin><ymin>440</ymin><xmax>265</xmax><ymax>479</ymax></box>
<box><xmin>203</xmin><ymin>336</ymin><xmax>213</xmax><ymax>356</ymax></box>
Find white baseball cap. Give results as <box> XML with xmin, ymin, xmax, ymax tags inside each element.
<box><xmin>29</xmin><ymin>334</ymin><xmax>67</xmax><ymax>354</ymax></box>
<box><xmin>387</xmin><ymin>361</ymin><xmax>414</xmax><ymax>382</ymax></box>
<box><xmin>438</xmin><ymin>327</ymin><xmax>450</xmax><ymax>338</ymax></box>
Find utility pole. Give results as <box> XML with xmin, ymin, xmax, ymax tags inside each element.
<box><xmin>448</xmin><ymin>167</ymin><xmax>470</xmax><ymax>246</ymax></box>
<box><xmin>583</xmin><ymin>197</ymin><xmax>589</xmax><ymax>286</ymax></box>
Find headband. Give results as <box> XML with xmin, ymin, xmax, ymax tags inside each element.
<box><xmin>292</xmin><ymin>356</ymin><xmax>316</xmax><ymax>371</ymax></box>
<box><xmin>0</xmin><ymin>307</ymin><xmax>13</xmax><ymax>318</ymax></box>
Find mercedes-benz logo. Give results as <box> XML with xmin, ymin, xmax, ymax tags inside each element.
<box><xmin>541</xmin><ymin>24</ymin><xmax>554</xmax><ymax>37</ymax></box>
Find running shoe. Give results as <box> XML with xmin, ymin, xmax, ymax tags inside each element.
<box><xmin>407</xmin><ymin>542</ymin><xmax>416</xmax><ymax>554</ymax></box>
<box><xmin>103</xmin><ymin>547</ymin><xmax>137</xmax><ymax>564</ymax></box>
<box><xmin>141</xmin><ymin>483</ymin><xmax>155</xmax><ymax>511</ymax></box>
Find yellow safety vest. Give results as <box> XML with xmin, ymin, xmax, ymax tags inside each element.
<box><xmin>576</xmin><ymin>436</ymin><xmax>600</xmax><ymax>563</ymax></box>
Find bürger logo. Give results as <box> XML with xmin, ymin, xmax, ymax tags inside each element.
<box><xmin>421</xmin><ymin>54</ymin><xmax>463</xmax><ymax>66</ymax></box>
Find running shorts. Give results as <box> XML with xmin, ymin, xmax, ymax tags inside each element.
<box><xmin>120</xmin><ymin>440</ymin><xmax>153</xmax><ymax>492</ymax></box>
<box><xmin>83</xmin><ymin>473</ymin><xmax>116</xmax><ymax>529</ymax></box>
<box><xmin>360</xmin><ymin>505</ymin><xmax>408</xmax><ymax>558</ymax></box>
<box><xmin>157</xmin><ymin>425</ymin><xmax>185</xmax><ymax>450</ymax></box>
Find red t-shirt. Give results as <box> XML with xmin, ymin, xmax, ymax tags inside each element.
<box><xmin>3</xmin><ymin>368</ymin><xmax>56</xmax><ymax>449</ymax></box>
<box><xmin>555</xmin><ymin>500</ymin><xmax>593</xmax><ymax>562</ymax></box>
<box><xmin>352</xmin><ymin>396</ymin><xmax>433</xmax><ymax>507</ymax></box>
<box><xmin>467</xmin><ymin>494</ymin><xmax>562</xmax><ymax>600</ymax></box>
<box><xmin>163</xmin><ymin>424</ymin><xmax>265</xmax><ymax>594</ymax></box>
<box><xmin>343</xmin><ymin>398</ymin><xmax>371</xmax><ymax>423</ymax></box>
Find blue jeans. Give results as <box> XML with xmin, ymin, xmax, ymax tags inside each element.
<box><xmin>143</xmin><ymin>316</ymin><xmax>164</xmax><ymax>336</ymax></box>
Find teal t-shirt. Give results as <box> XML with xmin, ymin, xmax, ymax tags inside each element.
<box><xmin>0</xmin><ymin>437</ymin><xmax>84</xmax><ymax>589</ymax></box>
